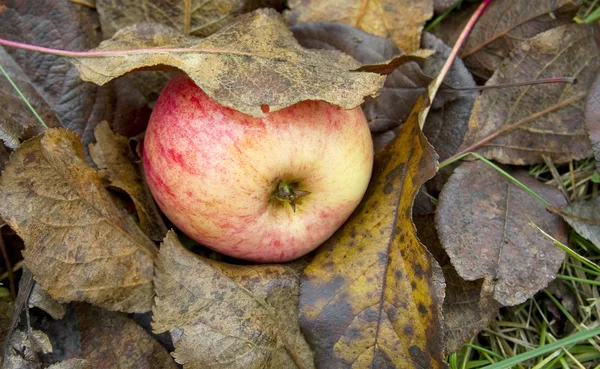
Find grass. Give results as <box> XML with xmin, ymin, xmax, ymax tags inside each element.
<box><xmin>445</xmin><ymin>158</ymin><xmax>600</xmax><ymax>369</ymax></box>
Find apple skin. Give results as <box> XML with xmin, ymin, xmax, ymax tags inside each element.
<box><xmin>143</xmin><ymin>75</ymin><xmax>373</xmax><ymax>262</ymax></box>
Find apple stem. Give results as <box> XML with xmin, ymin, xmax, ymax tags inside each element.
<box><xmin>273</xmin><ymin>182</ymin><xmax>310</xmax><ymax>212</ymax></box>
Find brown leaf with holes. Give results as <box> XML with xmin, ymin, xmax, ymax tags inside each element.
<box><xmin>0</xmin><ymin>0</ymin><xmax>151</xmax><ymax>145</ymax></box>
<box><xmin>585</xmin><ymin>72</ymin><xmax>600</xmax><ymax>173</ymax></box>
<box><xmin>299</xmin><ymin>99</ymin><xmax>446</xmax><ymax>369</ymax></box>
<box><xmin>0</xmin><ymin>128</ymin><xmax>156</xmax><ymax>313</ymax></box>
<box><xmin>0</xmin><ymin>48</ymin><xmax>61</xmax><ymax>149</ymax></box>
<box><xmin>436</xmin><ymin>161</ymin><xmax>568</xmax><ymax>306</ymax></box>
<box><xmin>414</xmin><ymin>214</ymin><xmax>500</xmax><ymax>354</ymax></box>
<box><xmin>459</xmin><ymin>23</ymin><xmax>599</xmax><ymax>165</ymax></box>
<box><xmin>434</xmin><ymin>0</ymin><xmax>580</xmax><ymax>79</ymax></box>
<box><xmin>152</xmin><ymin>231</ymin><xmax>314</xmax><ymax>369</ymax></box>
<box><xmin>90</xmin><ymin>121</ymin><xmax>168</xmax><ymax>241</ymax></box>
<box><xmin>70</xmin><ymin>9</ymin><xmax>385</xmax><ymax>118</ymax></box>
<box><xmin>75</xmin><ymin>304</ymin><xmax>177</xmax><ymax>369</ymax></box>
<box><xmin>559</xmin><ymin>197</ymin><xmax>600</xmax><ymax>250</ymax></box>
<box><xmin>97</xmin><ymin>0</ymin><xmax>283</xmax><ymax>38</ymax></box>
<box><xmin>286</xmin><ymin>0</ymin><xmax>433</xmax><ymax>52</ymax></box>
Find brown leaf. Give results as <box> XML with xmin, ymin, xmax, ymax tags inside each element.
<box><xmin>2</xmin><ymin>330</ymin><xmax>53</xmax><ymax>369</ymax></box>
<box><xmin>420</xmin><ymin>32</ymin><xmax>478</xmax><ymax>191</ymax></box>
<box><xmin>152</xmin><ymin>231</ymin><xmax>314</xmax><ymax>369</ymax></box>
<box><xmin>97</xmin><ymin>0</ymin><xmax>283</xmax><ymax>38</ymax></box>
<box><xmin>290</xmin><ymin>22</ymin><xmax>433</xmax><ymax>137</ymax></box>
<box><xmin>46</xmin><ymin>359</ymin><xmax>91</xmax><ymax>369</ymax></box>
<box><xmin>0</xmin><ymin>0</ymin><xmax>150</xmax><ymax>145</ymax></box>
<box><xmin>0</xmin><ymin>300</ymin><xmax>13</xmax><ymax>360</ymax></box>
<box><xmin>29</xmin><ymin>283</ymin><xmax>66</xmax><ymax>320</ymax></box>
<box><xmin>434</xmin><ymin>0</ymin><xmax>580</xmax><ymax>79</ymax></box>
<box><xmin>0</xmin><ymin>128</ymin><xmax>156</xmax><ymax>313</ymax></box>
<box><xmin>0</xmin><ymin>48</ymin><xmax>61</xmax><ymax>149</ymax></box>
<box><xmin>433</xmin><ymin>0</ymin><xmax>460</xmax><ymax>14</ymax></box>
<box><xmin>286</xmin><ymin>0</ymin><xmax>433</xmax><ymax>53</ymax></box>
<box><xmin>585</xmin><ymin>72</ymin><xmax>600</xmax><ymax>173</ymax></box>
<box><xmin>75</xmin><ymin>304</ymin><xmax>176</xmax><ymax>369</ymax></box>
<box><xmin>414</xmin><ymin>214</ymin><xmax>500</xmax><ymax>354</ymax></box>
<box><xmin>436</xmin><ymin>161</ymin><xmax>568</xmax><ymax>306</ymax></box>
<box><xmin>559</xmin><ymin>197</ymin><xmax>600</xmax><ymax>250</ymax></box>
<box><xmin>299</xmin><ymin>100</ymin><xmax>447</xmax><ymax>369</ymax></box>
<box><xmin>459</xmin><ymin>23</ymin><xmax>598</xmax><ymax>165</ymax></box>
<box><xmin>90</xmin><ymin>121</ymin><xmax>168</xmax><ymax>241</ymax></box>
<box><xmin>70</xmin><ymin>10</ymin><xmax>385</xmax><ymax>118</ymax></box>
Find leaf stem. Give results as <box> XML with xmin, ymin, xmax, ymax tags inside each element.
<box><xmin>445</xmin><ymin>77</ymin><xmax>576</xmax><ymax>91</ymax></box>
<box><xmin>0</xmin><ymin>38</ymin><xmax>258</xmax><ymax>58</ymax></box>
<box><xmin>419</xmin><ymin>0</ymin><xmax>492</xmax><ymax>129</ymax></box>
<box><xmin>0</xmin><ymin>62</ymin><xmax>47</xmax><ymax>129</ymax></box>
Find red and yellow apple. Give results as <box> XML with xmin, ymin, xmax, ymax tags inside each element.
<box><xmin>143</xmin><ymin>75</ymin><xmax>373</xmax><ymax>262</ymax></box>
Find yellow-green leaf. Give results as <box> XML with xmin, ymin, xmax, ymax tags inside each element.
<box><xmin>299</xmin><ymin>99</ymin><xmax>446</xmax><ymax>368</ymax></box>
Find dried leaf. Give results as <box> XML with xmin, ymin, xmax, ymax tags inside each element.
<box><xmin>436</xmin><ymin>161</ymin><xmax>568</xmax><ymax>306</ymax></box>
<box><xmin>97</xmin><ymin>0</ymin><xmax>283</xmax><ymax>38</ymax></box>
<box><xmin>75</xmin><ymin>304</ymin><xmax>176</xmax><ymax>369</ymax></box>
<box><xmin>560</xmin><ymin>197</ymin><xmax>600</xmax><ymax>250</ymax></box>
<box><xmin>421</xmin><ymin>32</ymin><xmax>478</xmax><ymax>191</ymax></box>
<box><xmin>90</xmin><ymin>121</ymin><xmax>168</xmax><ymax>241</ymax></box>
<box><xmin>0</xmin><ymin>128</ymin><xmax>156</xmax><ymax>313</ymax></box>
<box><xmin>153</xmin><ymin>231</ymin><xmax>314</xmax><ymax>369</ymax></box>
<box><xmin>0</xmin><ymin>0</ymin><xmax>150</xmax><ymax>145</ymax></box>
<box><xmin>459</xmin><ymin>23</ymin><xmax>598</xmax><ymax>165</ymax></box>
<box><xmin>3</xmin><ymin>330</ymin><xmax>52</xmax><ymax>369</ymax></box>
<box><xmin>0</xmin><ymin>47</ymin><xmax>62</xmax><ymax>149</ymax></box>
<box><xmin>585</xmin><ymin>72</ymin><xmax>600</xmax><ymax>173</ymax></box>
<box><xmin>29</xmin><ymin>283</ymin><xmax>66</xmax><ymax>320</ymax></box>
<box><xmin>434</xmin><ymin>0</ymin><xmax>579</xmax><ymax>79</ymax></box>
<box><xmin>414</xmin><ymin>214</ymin><xmax>500</xmax><ymax>353</ymax></box>
<box><xmin>46</xmin><ymin>359</ymin><xmax>91</xmax><ymax>369</ymax></box>
<box><xmin>299</xmin><ymin>100</ymin><xmax>446</xmax><ymax>369</ymax></box>
<box><xmin>291</xmin><ymin>22</ymin><xmax>433</xmax><ymax>137</ymax></box>
<box><xmin>286</xmin><ymin>0</ymin><xmax>433</xmax><ymax>52</ymax></box>
<box><xmin>70</xmin><ymin>10</ymin><xmax>385</xmax><ymax>118</ymax></box>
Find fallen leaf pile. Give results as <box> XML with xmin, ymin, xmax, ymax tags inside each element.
<box><xmin>0</xmin><ymin>0</ymin><xmax>599</xmax><ymax>368</ymax></box>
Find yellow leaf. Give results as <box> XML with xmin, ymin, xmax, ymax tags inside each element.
<box><xmin>299</xmin><ymin>99</ymin><xmax>446</xmax><ymax>368</ymax></box>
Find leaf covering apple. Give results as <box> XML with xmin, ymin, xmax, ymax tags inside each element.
<box><xmin>143</xmin><ymin>75</ymin><xmax>373</xmax><ymax>262</ymax></box>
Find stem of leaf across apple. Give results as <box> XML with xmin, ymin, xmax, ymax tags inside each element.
<box><xmin>272</xmin><ymin>181</ymin><xmax>310</xmax><ymax>212</ymax></box>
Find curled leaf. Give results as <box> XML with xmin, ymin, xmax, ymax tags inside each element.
<box><xmin>153</xmin><ymin>231</ymin><xmax>315</xmax><ymax>369</ymax></box>
<box><xmin>0</xmin><ymin>128</ymin><xmax>156</xmax><ymax>313</ymax></box>
<box><xmin>90</xmin><ymin>121</ymin><xmax>168</xmax><ymax>241</ymax></box>
<box><xmin>299</xmin><ymin>99</ymin><xmax>446</xmax><ymax>369</ymax></box>
<box><xmin>70</xmin><ymin>9</ymin><xmax>385</xmax><ymax>118</ymax></box>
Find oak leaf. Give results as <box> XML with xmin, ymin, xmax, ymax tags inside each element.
<box><xmin>436</xmin><ymin>161</ymin><xmax>568</xmax><ymax>305</ymax></box>
<box><xmin>286</xmin><ymin>0</ymin><xmax>433</xmax><ymax>52</ymax></box>
<box><xmin>0</xmin><ymin>128</ymin><xmax>157</xmax><ymax>313</ymax></box>
<box><xmin>90</xmin><ymin>121</ymin><xmax>168</xmax><ymax>241</ymax></box>
<box><xmin>152</xmin><ymin>231</ymin><xmax>315</xmax><ymax>369</ymax></box>
<box><xmin>459</xmin><ymin>23</ymin><xmax>598</xmax><ymax>165</ymax></box>
<box><xmin>299</xmin><ymin>100</ymin><xmax>447</xmax><ymax>369</ymax></box>
<box><xmin>70</xmin><ymin>9</ymin><xmax>385</xmax><ymax>118</ymax></box>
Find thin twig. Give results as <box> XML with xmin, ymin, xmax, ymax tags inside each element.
<box><xmin>419</xmin><ymin>0</ymin><xmax>492</xmax><ymax>129</ymax></box>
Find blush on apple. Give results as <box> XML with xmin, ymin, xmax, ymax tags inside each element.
<box><xmin>143</xmin><ymin>75</ymin><xmax>373</xmax><ymax>262</ymax></box>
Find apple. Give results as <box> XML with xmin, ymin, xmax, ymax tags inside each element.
<box><xmin>143</xmin><ymin>75</ymin><xmax>373</xmax><ymax>262</ymax></box>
